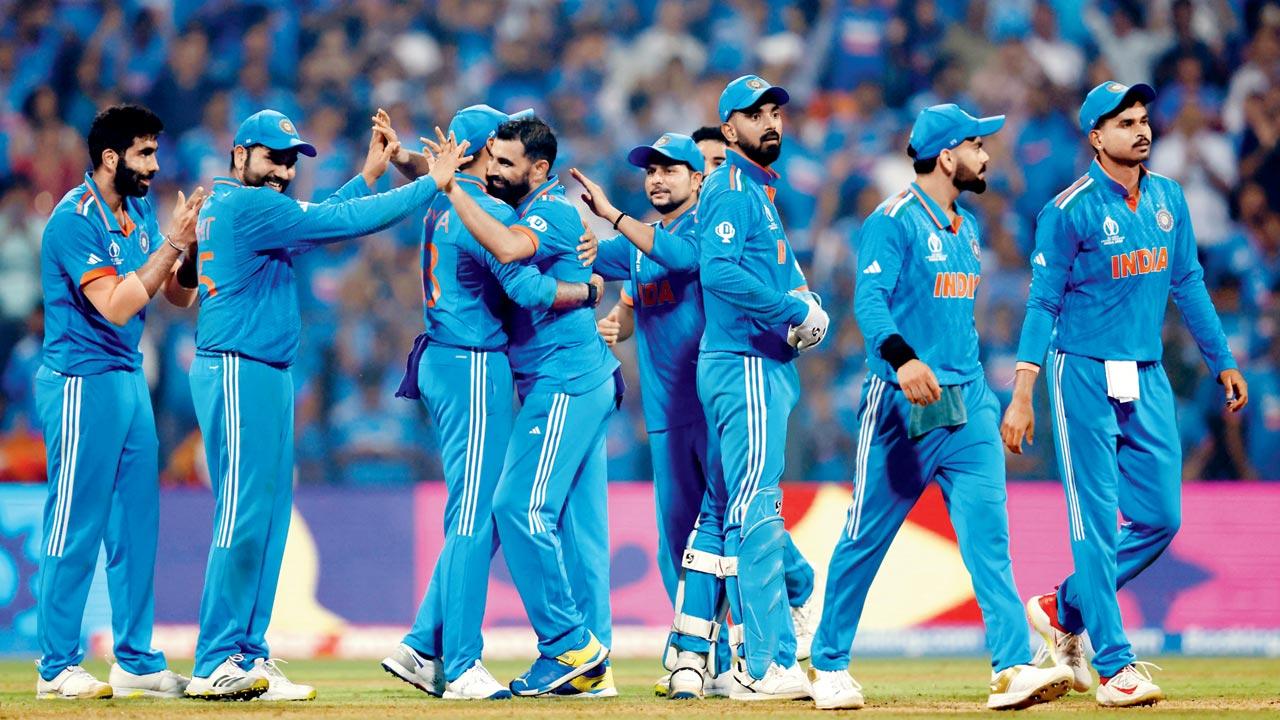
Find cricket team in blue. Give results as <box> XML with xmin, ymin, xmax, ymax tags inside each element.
<box><xmin>33</xmin><ymin>71</ymin><xmax>1248</xmax><ymax>711</ymax></box>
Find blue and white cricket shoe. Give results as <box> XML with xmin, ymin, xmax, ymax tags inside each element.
<box><xmin>443</xmin><ymin>661</ymin><xmax>512</xmax><ymax>700</ymax></box>
<box><xmin>509</xmin><ymin>632</ymin><xmax>608</xmax><ymax>697</ymax></box>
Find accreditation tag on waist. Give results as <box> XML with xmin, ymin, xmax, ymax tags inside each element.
<box><xmin>907</xmin><ymin>385</ymin><xmax>967</xmax><ymax>439</ymax></box>
<box><xmin>1104</xmin><ymin>360</ymin><xmax>1140</xmax><ymax>403</ymax></box>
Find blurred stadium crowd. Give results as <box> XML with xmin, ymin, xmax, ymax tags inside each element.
<box><xmin>1</xmin><ymin>0</ymin><xmax>1278</xmax><ymax>485</ymax></box>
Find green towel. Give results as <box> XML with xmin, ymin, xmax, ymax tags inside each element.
<box><xmin>907</xmin><ymin>386</ymin><xmax>967</xmax><ymax>439</ymax></box>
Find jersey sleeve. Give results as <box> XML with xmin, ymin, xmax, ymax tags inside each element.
<box><xmin>323</xmin><ymin>174</ymin><xmax>373</xmax><ymax>204</ymax></box>
<box><xmin>852</xmin><ymin>213</ymin><xmax>906</xmax><ymax>356</ymax></box>
<box><xmin>1015</xmin><ymin>203</ymin><xmax>1079</xmax><ymax>366</ymax></box>
<box><xmin>698</xmin><ymin>185</ymin><xmax>809</xmax><ymax>325</ymax></box>
<box><xmin>482</xmin><ymin>252</ymin><xmax>557</xmax><ymax>310</ymax></box>
<box><xmin>646</xmin><ymin>223</ymin><xmax>698</xmax><ymax>272</ymax></box>
<box><xmin>237</xmin><ymin>177</ymin><xmax>440</xmax><ymax>251</ymax></box>
<box><xmin>1167</xmin><ymin>189</ymin><xmax>1238</xmax><ymax>375</ymax></box>
<box><xmin>594</xmin><ymin>234</ymin><xmax>632</xmax><ymax>281</ymax></box>
<box><xmin>46</xmin><ymin>212</ymin><xmax>118</xmax><ymax>287</ymax></box>
<box><xmin>511</xmin><ymin>202</ymin><xmax>582</xmax><ymax>264</ymax></box>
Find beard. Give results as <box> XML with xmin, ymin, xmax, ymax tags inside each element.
<box><xmin>113</xmin><ymin>164</ymin><xmax>154</xmax><ymax>198</ymax></box>
<box><xmin>487</xmin><ymin>175</ymin><xmax>530</xmax><ymax>207</ymax></box>
<box><xmin>738</xmin><ymin>131</ymin><xmax>782</xmax><ymax>167</ymax></box>
<box><xmin>954</xmin><ymin>163</ymin><xmax>987</xmax><ymax>194</ymax></box>
<box><xmin>243</xmin><ymin>164</ymin><xmax>291</xmax><ymax>193</ymax></box>
<box><xmin>650</xmin><ymin>189</ymin><xmax>690</xmax><ymax>215</ymax></box>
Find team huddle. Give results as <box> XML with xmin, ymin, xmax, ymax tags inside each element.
<box><xmin>33</xmin><ymin>72</ymin><xmax>1247</xmax><ymax>711</ymax></box>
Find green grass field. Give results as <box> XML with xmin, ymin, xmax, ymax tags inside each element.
<box><xmin>2</xmin><ymin>657</ymin><xmax>1277</xmax><ymax>718</ymax></box>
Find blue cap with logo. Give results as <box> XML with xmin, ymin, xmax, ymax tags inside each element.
<box><xmin>718</xmin><ymin>74</ymin><xmax>790</xmax><ymax>122</ymax></box>
<box><xmin>627</xmin><ymin>132</ymin><xmax>703</xmax><ymax>171</ymax></box>
<box><xmin>448</xmin><ymin>104</ymin><xmax>535</xmax><ymax>155</ymax></box>
<box><xmin>1078</xmin><ymin>81</ymin><xmax>1156</xmax><ymax>133</ymax></box>
<box><xmin>908</xmin><ymin>103</ymin><xmax>1005</xmax><ymax>160</ymax></box>
<box><xmin>234</xmin><ymin>109</ymin><xmax>316</xmax><ymax>157</ymax></box>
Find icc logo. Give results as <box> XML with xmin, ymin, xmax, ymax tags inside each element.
<box><xmin>1102</xmin><ymin>215</ymin><xmax>1124</xmax><ymax>245</ymax></box>
<box><xmin>108</xmin><ymin>240</ymin><xmax>121</xmax><ymax>259</ymax></box>
<box><xmin>715</xmin><ymin>221</ymin><xmax>735</xmax><ymax>243</ymax></box>
<box><xmin>926</xmin><ymin>233</ymin><xmax>947</xmax><ymax>262</ymax></box>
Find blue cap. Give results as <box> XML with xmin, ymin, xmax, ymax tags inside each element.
<box><xmin>1078</xmin><ymin>81</ymin><xmax>1156</xmax><ymax>133</ymax></box>
<box><xmin>448</xmin><ymin>104</ymin><xmax>535</xmax><ymax>155</ymax></box>
<box><xmin>907</xmin><ymin>103</ymin><xmax>1005</xmax><ymax>160</ymax></box>
<box><xmin>718</xmin><ymin>74</ymin><xmax>790</xmax><ymax>122</ymax></box>
<box><xmin>234</xmin><ymin>109</ymin><xmax>316</xmax><ymax>157</ymax></box>
<box><xmin>627</xmin><ymin>132</ymin><xmax>703</xmax><ymax>171</ymax></box>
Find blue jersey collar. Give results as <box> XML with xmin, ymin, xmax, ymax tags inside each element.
<box><xmin>213</xmin><ymin>176</ymin><xmax>244</xmax><ymax>189</ymax></box>
<box><xmin>907</xmin><ymin>182</ymin><xmax>964</xmax><ymax>234</ymax></box>
<box><xmin>455</xmin><ymin>172</ymin><xmax>487</xmax><ymax>193</ymax></box>
<box><xmin>516</xmin><ymin>175</ymin><xmax>563</xmax><ymax>217</ymax></box>
<box><xmin>725</xmin><ymin>149</ymin><xmax>780</xmax><ymax>186</ymax></box>
<box><xmin>1088</xmin><ymin>160</ymin><xmax>1147</xmax><ymax>200</ymax></box>
<box><xmin>663</xmin><ymin>205</ymin><xmax>697</xmax><ymax>233</ymax></box>
<box><xmin>82</xmin><ymin>173</ymin><xmax>132</xmax><ymax>236</ymax></box>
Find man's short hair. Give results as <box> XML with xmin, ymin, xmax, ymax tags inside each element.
<box><xmin>88</xmin><ymin>105</ymin><xmax>164</xmax><ymax>169</ymax></box>
<box><xmin>907</xmin><ymin>144</ymin><xmax>938</xmax><ymax>175</ymax></box>
<box><xmin>692</xmin><ymin>126</ymin><xmax>727</xmax><ymax>144</ymax></box>
<box><xmin>494</xmin><ymin>117</ymin><xmax>557</xmax><ymax>167</ymax></box>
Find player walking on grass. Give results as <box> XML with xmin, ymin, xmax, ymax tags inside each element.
<box><xmin>1002</xmin><ymin>81</ymin><xmax>1248</xmax><ymax>708</ymax></box>
<box><xmin>35</xmin><ymin>104</ymin><xmax>204</xmax><ymax>700</ymax></box>
<box><xmin>370</xmin><ymin>106</ymin><xmax>604</xmax><ymax>701</ymax></box>
<box><xmin>809</xmin><ymin>104</ymin><xmax>1074</xmax><ymax>712</ymax></box>
<box><xmin>428</xmin><ymin>116</ymin><xmax>621</xmax><ymax>698</ymax></box>
<box><xmin>186</xmin><ymin>109</ymin><xmax>465</xmax><ymax>701</ymax></box>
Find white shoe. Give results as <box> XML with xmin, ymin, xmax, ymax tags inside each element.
<box><xmin>668</xmin><ymin>651</ymin><xmax>707</xmax><ymax>700</ymax></box>
<box><xmin>811</xmin><ymin>668</ymin><xmax>864</xmax><ymax>710</ymax></box>
<box><xmin>730</xmin><ymin>661</ymin><xmax>811</xmax><ymax>701</ymax></box>
<box><xmin>792</xmin><ymin>599</ymin><xmax>817</xmax><ymax>661</ymax></box>
<box><xmin>443</xmin><ymin>661</ymin><xmax>512</xmax><ymax>700</ymax></box>
<box><xmin>249</xmin><ymin>658</ymin><xmax>316</xmax><ymax>701</ymax></box>
<box><xmin>705</xmin><ymin>671</ymin><xmax>733</xmax><ymax>698</ymax></box>
<box><xmin>1096</xmin><ymin>662</ymin><xmax>1163</xmax><ymax>707</ymax></box>
<box><xmin>382</xmin><ymin>642</ymin><xmax>444</xmax><ymax>697</ymax></box>
<box><xmin>108</xmin><ymin>663</ymin><xmax>189</xmax><ymax>698</ymax></box>
<box><xmin>987</xmin><ymin>663</ymin><xmax>1072</xmax><ymax>710</ymax></box>
<box><xmin>185</xmin><ymin>654</ymin><xmax>269</xmax><ymax>701</ymax></box>
<box><xmin>35</xmin><ymin>665</ymin><xmax>112</xmax><ymax>700</ymax></box>
<box><xmin>1027</xmin><ymin>594</ymin><xmax>1091</xmax><ymax>692</ymax></box>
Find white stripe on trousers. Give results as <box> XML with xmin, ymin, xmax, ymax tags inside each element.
<box><xmin>459</xmin><ymin>351</ymin><xmax>488</xmax><ymax>537</ymax></box>
<box><xmin>730</xmin><ymin>357</ymin><xmax>767</xmax><ymax>525</ymax></box>
<box><xmin>527</xmin><ymin>393</ymin><xmax>569</xmax><ymax>534</ymax></box>
<box><xmin>217</xmin><ymin>354</ymin><xmax>241</xmax><ymax>549</ymax></box>
<box><xmin>1052</xmin><ymin>351</ymin><xmax>1086</xmax><ymax>542</ymax></box>
<box><xmin>47</xmin><ymin>376</ymin><xmax>81</xmax><ymax>557</ymax></box>
<box><xmin>845</xmin><ymin>375</ymin><xmax>886</xmax><ymax>540</ymax></box>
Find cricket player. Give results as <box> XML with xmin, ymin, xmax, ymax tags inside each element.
<box><xmin>431</xmin><ymin>116</ymin><xmax>621</xmax><ymax>697</ymax></box>
<box><xmin>695</xmin><ymin>74</ymin><xmax>828</xmax><ymax>700</ymax></box>
<box><xmin>370</xmin><ymin>106</ymin><xmax>604</xmax><ymax>701</ymax></box>
<box><xmin>692</xmin><ymin>125</ymin><xmax>728</xmax><ymax>174</ymax></box>
<box><xmin>186</xmin><ymin>109</ymin><xmax>465</xmax><ymax>700</ymax></box>
<box><xmin>1002</xmin><ymin>81</ymin><xmax>1248</xmax><ymax>708</ymax></box>
<box><xmin>808</xmin><ymin>104</ymin><xmax>1074</xmax><ymax>711</ymax></box>
<box><xmin>34</xmin><ymin>104</ymin><xmax>204</xmax><ymax>700</ymax></box>
<box><xmin>574</xmin><ymin>133</ymin><xmax>817</xmax><ymax>699</ymax></box>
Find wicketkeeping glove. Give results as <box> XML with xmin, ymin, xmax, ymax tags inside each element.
<box><xmin>787</xmin><ymin>291</ymin><xmax>829</xmax><ymax>353</ymax></box>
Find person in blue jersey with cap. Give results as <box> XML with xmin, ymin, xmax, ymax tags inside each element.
<box><xmin>1002</xmin><ymin>81</ymin><xmax>1248</xmax><ymax>708</ymax></box>
<box><xmin>573</xmin><ymin>134</ymin><xmax>818</xmax><ymax>700</ymax></box>
<box><xmin>693</xmin><ymin>74</ymin><xmax>829</xmax><ymax>701</ymax></box>
<box><xmin>34</xmin><ymin>104</ymin><xmax>206</xmax><ymax>701</ymax></box>
<box><xmin>808</xmin><ymin>104</ymin><xmax>1074</xmax><ymax>711</ymax></box>
<box><xmin>368</xmin><ymin>106</ymin><xmax>605</xmax><ymax>701</ymax></box>
<box><xmin>186</xmin><ymin>109</ymin><xmax>468</xmax><ymax>701</ymax></box>
<box><xmin>423</xmin><ymin>115</ymin><xmax>621</xmax><ymax>698</ymax></box>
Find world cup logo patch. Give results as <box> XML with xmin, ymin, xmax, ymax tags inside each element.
<box><xmin>1156</xmin><ymin>209</ymin><xmax>1174</xmax><ymax>232</ymax></box>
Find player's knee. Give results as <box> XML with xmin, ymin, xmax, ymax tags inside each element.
<box><xmin>490</xmin><ymin>493</ymin><xmax>525</xmax><ymax>534</ymax></box>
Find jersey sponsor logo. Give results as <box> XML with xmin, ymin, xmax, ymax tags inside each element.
<box><xmin>933</xmin><ymin>272</ymin><xmax>981</xmax><ymax>299</ymax></box>
<box><xmin>1110</xmin><ymin>246</ymin><xmax>1169</xmax><ymax>279</ymax></box>
<box><xmin>715</xmin><ymin>221</ymin><xmax>735</xmax><ymax>243</ymax></box>
<box><xmin>637</xmin><ymin>279</ymin><xmax>677</xmax><ymax>307</ymax></box>
<box><xmin>926</xmin><ymin>233</ymin><xmax>947</xmax><ymax>262</ymax></box>
<box><xmin>1156</xmin><ymin>209</ymin><xmax>1174</xmax><ymax>232</ymax></box>
<box><xmin>527</xmin><ymin>215</ymin><xmax>548</xmax><ymax>232</ymax></box>
<box><xmin>862</xmin><ymin>260</ymin><xmax>882</xmax><ymax>274</ymax></box>
<box><xmin>1101</xmin><ymin>215</ymin><xmax>1124</xmax><ymax>245</ymax></box>
<box><xmin>87</xmin><ymin>253</ymin><xmax>102</xmax><ymax>265</ymax></box>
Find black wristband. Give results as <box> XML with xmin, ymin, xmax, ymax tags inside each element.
<box><xmin>879</xmin><ymin>334</ymin><xmax>918</xmax><ymax>370</ymax></box>
<box><xmin>177</xmin><ymin>255</ymin><xmax>199</xmax><ymax>289</ymax></box>
<box><xmin>585</xmin><ymin>281</ymin><xmax>599</xmax><ymax>307</ymax></box>
<box><xmin>612</xmin><ymin>212</ymin><xmax>628</xmax><ymax>230</ymax></box>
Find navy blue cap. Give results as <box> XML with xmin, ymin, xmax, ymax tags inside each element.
<box><xmin>448</xmin><ymin>104</ymin><xmax>535</xmax><ymax>155</ymax></box>
<box><xmin>908</xmin><ymin>103</ymin><xmax>1005</xmax><ymax>160</ymax></box>
<box><xmin>627</xmin><ymin>132</ymin><xmax>703</xmax><ymax>171</ymax></box>
<box><xmin>234</xmin><ymin>109</ymin><xmax>316</xmax><ymax>157</ymax></box>
<box><xmin>718</xmin><ymin>75</ymin><xmax>790</xmax><ymax>122</ymax></box>
<box><xmin>1078</xmin><ymin>81</ymin><xmax>1156</xmax><ymax>133</ymax></box>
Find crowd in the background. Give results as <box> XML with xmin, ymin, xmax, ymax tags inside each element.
<box><xmin>1</xmin><ymin>0</ymin><xmax>1279</xmax><ymax>485</ymax></box>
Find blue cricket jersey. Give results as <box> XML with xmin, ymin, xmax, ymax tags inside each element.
<box><xmin>594</xmin><ymin>206</ymin><xmax>702</xmax><ymax>431</ymax></box>
<box><xmin>855</xmin><ymin>183</ymin><xmax>985</xmax><ymax>386</ymax></box>
<box><xmin>697</xmin><ymin>150</ymin><xmax>810</xmax><ymax>362</ymax></box>
<box><xmin>195</xmin><ymin>173</ymin><xmax>440</xmax><ymax>366</ymax></box>
<box><xmin>1017</xmin><ymin>161</ymin><xmax>1236</xmax><ymax>375</ymax></box>
<box><xmin>421</xmin><ymin>172</ymin><xmax>558</xmax><ymax>350</ymax></box>
<box><xmin>40</xmin><ymin>173</ymin><xmax>164</xmax><ymax>375</ymax></box>
<box><xmin>505</xmin><ymin>177</ymin><xmax>619</xmax><ymax>397</ymax></box>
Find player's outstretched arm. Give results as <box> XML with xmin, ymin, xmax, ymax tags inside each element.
<box><xmin>571</xmin><ymin>167</ymin><xmax>696</xmax><ymax>271</ymax></box>
<box><xmin>85</xmin><ymin>187</ymin><xmax>206</xmax><ymax>323</ymax></box>
<box><xmin>371</xmin><ymin>108</ymin><xmax>430</xmax><ymax>181</ymax></box>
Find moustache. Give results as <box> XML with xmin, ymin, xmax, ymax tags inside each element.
<box><xmin>761</xmin><ymin>133</ymin><xmax>781</xmax><ymax>143</ymax></box>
